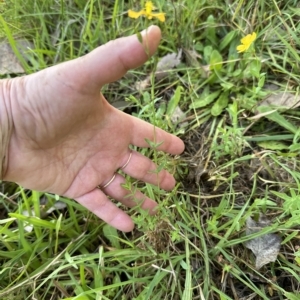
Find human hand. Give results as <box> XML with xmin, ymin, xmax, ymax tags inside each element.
<box><xmin>2</xmin><ymin>25</ymin><xmax>184</xmax><ymax>231</ymax></box>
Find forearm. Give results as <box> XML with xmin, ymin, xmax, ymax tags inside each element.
<box><xmin>0</xmin><ymin>79</ymin><xmax>13</xmax><ymax>180</ymax></box>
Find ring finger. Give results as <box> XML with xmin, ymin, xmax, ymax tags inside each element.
<box><xmin>119</xmin><ymin>150</ymin><xmax>176</xmax><ymax>191</ymax></box>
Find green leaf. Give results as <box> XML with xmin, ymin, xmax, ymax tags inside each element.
<box><xmin>103</xmin><ymin>224</ymin><xmax>120</xmax><ymax>249</ymax></box>
<box><xmin>211</xmin><ymin>91</ymin><xmax>229</xmax><ymax>116</ymax></box>
<box><xmin>210</xmin><ymin>50</ymin><xmax>223</xmax><ymax>72</ymax></box>
<box><xmin>258</xmin><ymin>74</ymin><xmax>266</xmax><ymax>88</ymax></box>
<box><xmin>220</xmin><ymin>82</ymin><xmax>234</xmax><ymax>90</ymax></box>
<box><xmin>242</xmin><ymin>66</ymin><xmax>252</xmax><ymax>79</ymax></box>
<box><xmin>167</xmin><ymin>85</ymin><xmax>183</xmax><ymax>116</ymax></box>
<box><xmin>227</xmin><ymin>38</ymin><xmax>240</xmax><ymax>73</ymax></box>
<box><xmin>257</xmin><ymin>140</ymin><xmax>289</xmax><ymax>150</ymax></box>
<box><xmin>180</xmin><ymin>259</ymin><xmax>188</xmax><ymax>270</ymax></box>
<box><xmin>190</xmin><ymin>90</ymin><xmax>221</xmax><ymax>109</ymax></box>
<box><xmin>155</xmin><ymin>101</ymin><xmax>166</xmax><ymax>118</ymax></box>
<box><xmin>64</xmin><ymin>295</ymin><xmax>90</xmax><ymax>300</ymax></box>
<box><xmin>65</xmin><ymin>251</ymin><xmax>78</xmax><ymax>269</ymax></box>
<box><xmin>9</xmin><ymin>213</ymin><xmax>56</xmax><ymax>229</ymax></box>
<box><xmin>284</xmin><ymin>292</ymin><xmax>300</xmax><ymax>300</ymax></box>
<box><xmin>203</xmin><ymin>45</ymin><xmax>213</xmax><ymax>63</ymax></box>
<box><xmin>232</xmin><ymin>69</ymin><xmax>242</xmax><ymax>77</ymax></box>
<box><xmin>257</xmin><ymin>106</ymin><xmax>298</xmax><ymax>134</ymax></box>
<box><xmin>220</xmin><ymin>31</ymin><xmax>237</xmax><ymax>51</ymax></box>
<box><xmin>254</xmin><ymin>198</ymin><xmax>277</xmax><ymax>206</ymax></box>
<box><xmin>249</xmin><ymin>59</ymin><xmax>261</xmax><ymax>78</ymax></box>
<box><xmin>295</xmin><ymin>257</ymin><xmax>300</xmax><ymax>266</ymax></box>
<box><xmin>205</xmin><ymin>15</ymin><xmax>217</xmax><ymax>45</ymax></box>
<box><xmin>289</xmin><ymin>143</ymin><xmax>300</xmax><ymax>152</ymax></box>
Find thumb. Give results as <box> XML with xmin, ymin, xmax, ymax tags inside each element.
<box><xmin>81</xmin><ymin>25</ymin><xmax>161</xmax><ymax>87</ymax></box>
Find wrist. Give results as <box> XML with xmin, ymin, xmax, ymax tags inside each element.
<box><xmin>0</xmin><ymin>79</ymin><xmax>14</xmax><ymax>180</ymax></box>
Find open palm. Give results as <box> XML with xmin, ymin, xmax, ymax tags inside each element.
<box><xmin>3</xmin><ymin>26</ymin><xmax>184</xmax><ymax>231</ymax></box>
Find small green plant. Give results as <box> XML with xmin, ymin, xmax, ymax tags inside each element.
<box><xmin>271</xmin><ymin>189</ymin><xmax>300</xmax><ymax>227</ymax></box>
<box><xmin>188</xmin><ymin>24</ymin><xmax>266</xmax><ymax>117</ymax></box>
<box><xmin>211</xmin><ymin>101</ymin><xmax>249</xmax><ymax>161</ymax></box>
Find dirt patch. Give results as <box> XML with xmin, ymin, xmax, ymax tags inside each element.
<box><xmin>178</xmin><ymin>118</ymin><xmax>300</xmax><ymax>299</ymax></box>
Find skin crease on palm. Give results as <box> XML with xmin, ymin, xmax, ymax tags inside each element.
<box><xmin>0</xmin><ymin>25</ymin><xmax>185</xmax><ymax>232</ymax></box>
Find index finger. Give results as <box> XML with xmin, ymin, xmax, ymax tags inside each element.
<box><xmin>129</xmin><ymin>114</ymin><xmax>185</xmax><ymax>155</ymax></box>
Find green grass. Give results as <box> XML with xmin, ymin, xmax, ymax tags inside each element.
<box><xmin>2</xmin><ymin>0</ymin><xmax>300</xmax><ymax>299</ymax></box>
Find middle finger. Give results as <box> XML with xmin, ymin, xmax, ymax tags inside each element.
<box><xmin>120</xmin><ymin>150</ymin><xmax>176</xmax><ymax>191</ymax></box>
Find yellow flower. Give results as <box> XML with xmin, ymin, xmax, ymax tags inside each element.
<box><xmin>236</xmin><ymin>32</ymin><xmax>257</xmax><ymax>53</ymax></box>
<box><xmin>128</xmin><ymin>1</ymin><xmax>165</xmax><ymax>22</ymax></box>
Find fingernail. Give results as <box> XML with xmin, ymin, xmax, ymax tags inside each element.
<box><xmin>141</xmin><ymin>25</ymin><xmax>154</xmax><ymax>37</ymax></box>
